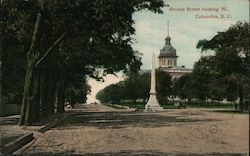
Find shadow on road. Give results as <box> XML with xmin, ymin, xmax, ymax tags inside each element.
<box><xmin>55</xmin><ymin>112</ymin><xmax>219</xmax><ymax>129</ymax></box>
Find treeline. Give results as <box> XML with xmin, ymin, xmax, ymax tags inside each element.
<box><xmin>96</xmin><ymin>71</ymin><xmax>172</xmax><ymax>104</ymax></box>
<box><xmin>1</xmin><ymin>0</ymin><xmax>165</xmax><ymax>125</ymax></box>
<box><xmin>97</xmin><ymin>22</ymin><xmax>250</xmax><ymax>112</ymax></box>
<box><xmin>194</xmin><ymin>21</ymin><xmax>249</xmax><ymax>112</ymax></box>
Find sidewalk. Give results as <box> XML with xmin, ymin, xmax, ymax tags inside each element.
<box><xmin>0</xmin><ymin>115</ymin><xmax>34</xmax><ymax>142</ymax></box>
<box><xmin>0</xmin><ymin>112</ymin><xmax>71</xmax><ymax>155</ymax></box>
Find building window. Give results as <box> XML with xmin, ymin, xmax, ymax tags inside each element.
<box><xmin>162</xmin><ymin>59</ymin><xmax>166</xmax><ymax>65</ymax></box>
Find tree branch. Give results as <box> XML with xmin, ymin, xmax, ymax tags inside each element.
<box><xmin>27</xmin><ymin>0</ymin><xmax>44</xmax><ymax>57</ymax></box>
<box><xmin>35</xmin><ymin>32</ymin><xmax>67</xmax><ymax>67</ymax></box>
<box><xmin>27</xmin><ymin>12</ymin><xmax>42</xmax><ymax>57</ymax></box>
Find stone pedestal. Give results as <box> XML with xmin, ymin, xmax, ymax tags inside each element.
<box><xmin>145</xmin><ymin>53</ymin><xmax>163</xmax><ymax>112</ymax></box>
<box><xmin>145</xmin><ymin>93</ymin><xmax>163</xmax><ymax>112</ymax></box>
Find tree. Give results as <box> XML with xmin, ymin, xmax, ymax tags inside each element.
<box><xmin>137</xmin><ymin>72</ymin><xmax>150</xmax><ymax>102</ymax></box>
<box><xmin>156</xmin><ymin>70</ymin><xmax>172</xmax><ymax>103</ymax></box>
<box><xmin>1</xmin><ymin>28</ymin><xmax>26</xmax><ymax>104</ymax></box>
<box><xmin>173</xmin><ymin>74</ymin><xmax>193</xmax><ymax>100</ymax></box>
<box><xmin>96</xmin><ymin>89</ymin><xmax>107</xmax><ymax>103</ymax></box>
<box><xmin>197</xmin><ymin>21</ymin><xmax>250</xmax><ymax>111</ymax></box>
<box><xmin>191</xmin><ymin>56</ymin><xmax>215</xmax><ymax>102</ymax></box>
<box><xmin>97</xmin><ymin>69</ymin><xmax>173</xmax><ymax>105</ymax></box>
<box><xmin>96</xmin><ymin>82</ymin><xmax>124</xmax><ymax>104</ymax></box>
<box><xmin>123</xmin><ymin>72</ymin><xmax>141</xmax><ymax>103</ymax></box>
<box><xmin>65</xmin><ymin>76</ymin><xmax>91</xmax><ymax>107</ymax></box>
<box><xmin>2</xmin><ymin>0</ymin><xmax>165</xmax><ymax>125</ymax></box>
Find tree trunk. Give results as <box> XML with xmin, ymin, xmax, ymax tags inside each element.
<box><xmin>18</xmin><ymin>61</ymin><xmax>34</xmax><ymax>125</ymax></box>
<box><xmin>57</xmin><ymin>70</ymin><xmax>65</xmax><ymax>114</ymax></box>
<box><xmin>238</xmin><ymin>85</ymin><xmax>244</xmax><ymax>112</ymax></box>
<box><xmin>40</xmin><ymin>69</ymin><xmax>49</xmax><ymax>118</ymax></box>
<box><xmin>47</xmin><ymin>70</ymin><xmax>57</xmax><ymax>115</ymax></box>
<box><xmin>18</xmin><ymin>0</ymin><xmax>66</xmax><ymax>125</ymax></box>
<box><xmin>18</xmin><ymin>6</ymin><xmax>42</xmax><ymax>125</ymax></box>
<box><xmin>29</xmin><ymin>70</ymin><xmax>40</xmax><ymax>123</ymax></box>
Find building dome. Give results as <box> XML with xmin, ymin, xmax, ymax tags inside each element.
<box><xmin>159</xmin><ymin>36</ymin><xmax>177</xmax><ymax>58</ymax></box>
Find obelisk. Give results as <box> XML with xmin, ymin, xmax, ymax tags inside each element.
<box><xmin>145</xmin><ymin>53</ymin><xmax>163</xmax><ymax>111</ymax></box>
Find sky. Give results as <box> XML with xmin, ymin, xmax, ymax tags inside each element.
<box><xmin>132</xmin><ymin>0</ymin><xmax>249</xmax><ymax>69</ymax></box>
<box><xmin>87</xmin><ymin>0</ymin><xmax>249</xmax><ymax>103</ymax></box>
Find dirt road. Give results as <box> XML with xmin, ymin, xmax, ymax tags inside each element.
<box><xmin>15</xmin><ymin>104</ymin><xmax>249</xmax><ymax>155</ymax></box>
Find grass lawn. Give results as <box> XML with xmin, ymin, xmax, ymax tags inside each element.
<box><xmin>114</xmin><ymin>102</ymin><xmax>176</xmax><ymax>109</ymax></box>
<box><xmin>119</xmin><ymin>103</ymin><xmax>145</xmax><ymax>109</ymax></box>
<box><xmin>1</xmin><ymin>134</ymin><xmax>24</xmax><ymax>146</ymax></box>
<box><xmin>161</xmin><ymin>104</ymin><xmax>177</xmax><ymax>109</ymax></box>
<box><xmin>105</xmin><ymin>104</ymin><xmax>126</xmax><ymax>109</ymax></box>
<box><xmin>187</xmin><ymin>103</ymin><xmax>235</xmax><ymax>109</ymax></box>
<box><xmin>112</xmin><ymin>102</ymin><xmax>237</xmax><ymax>110</ymax></box>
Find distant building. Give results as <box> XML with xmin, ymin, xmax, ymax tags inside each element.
<box><xmin>158</xmin><ymin>23</ymin><xmax>192</xmax><ymax>79</ymax></box>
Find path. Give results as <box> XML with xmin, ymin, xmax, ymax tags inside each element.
<box><xmin>15</xmin><ymin>104</ymin><xmax>249</xmax><ymax>155</ymax></box>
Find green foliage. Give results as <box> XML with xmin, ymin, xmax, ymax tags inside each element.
<box><xmin>65</xmin><ymin>77</ymin><xmax>91</xmax><ymax>106</ymax></box>
<box><xmin>187</xmin><ymin>102</ymin><xmax>235</xmax><ymax>109</ymax></box>
<box><xmin>160</xmin><ymin>103</ymin><xmax>176</xmax><ymax>109</ymax></box>
<box><xmin>0</xmin><ymin>104</ymin><xmax>21</xmax><ymax>117</ymax></box>
<box><xmin>96</xmin><ymin>81</ymin><xmax>124</xmax><ymax>104</ymax></box>
<box><xmin>173</xmin><ymin>21</ymin><xmax>249</xmax><ymax>108</ymax></box>
<box><xmin>96</xmin><ymin>70</ymin><xmax>172</xmax><ymax>104</ymax></box>
<box><xmin>195</xmin><ymin>21</ymin><xmax>250</xmax><ymax>110</ymax></box>
<box><xmin>137</xmin><ymin>72</ymin><xmax>150</xmax><ymax>101</ymax></box>
<box><xmin>1</xmin><ymin>4</ymin><xmax>27</xmax><ymax>104</ymax></box>
<box><xmin>173</xmin><ymin>74</ymin><xmax>193</xmax><ymax>100</ymax></box>
<box><xmin>156</xmin><ymin>70</ymin><xmax>172</xmax><ymax>102</ymax></box>
<box><xmin>106</xmin><ymin>101</ymin><xmax>236</xmax><ymax>110</ymax></box>
<box><xmin>123</xmin><ymin>72</ymin><xmax>141</xmax><ymax>102</ymax></box>
<box><xmin>2</xmin><ymin>0</ymin><xmax>164</xmax><ymax>124</ymax></box>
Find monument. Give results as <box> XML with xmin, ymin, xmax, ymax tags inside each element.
<box><xmin>145</xmin><ymin>53</ymin><xmax>164</xmax><ymax>112</ymax></box>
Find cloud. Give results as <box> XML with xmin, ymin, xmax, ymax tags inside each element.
<box><xmin>132</xmin><ymin>0</ymin><xmax>248</xmax><ymax>70</ymax></box>
<box><xmin>86</xmin><ymin>73</ymin><xmax>125</xmax><ymax>103</ymax></box>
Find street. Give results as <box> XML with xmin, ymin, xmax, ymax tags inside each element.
<box><xmin>15</xmin><ymin>104</ymin><xmax>248</xmax><ymax>155</ymax></box>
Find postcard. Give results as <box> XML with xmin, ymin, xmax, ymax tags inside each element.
<box><xmin>1</xmin><ymin>0</ymin><xmax>249</xmax><ymax>155</ymax></box>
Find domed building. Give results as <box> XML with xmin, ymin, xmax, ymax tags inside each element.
<box><xmin>158</xmin><ymin>32</ymin><xmax>192</xmax><ymax>79</ymax></box>
<box><xmin>159</xmin><ymin>36</ymin><xmax>178</xmax><ymax>68</ymax></box>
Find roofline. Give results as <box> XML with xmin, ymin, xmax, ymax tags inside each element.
<box><xmin>158</xmin><ymin>55</ymin><xmax>178</xmax><ymax>58</ymax></box>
